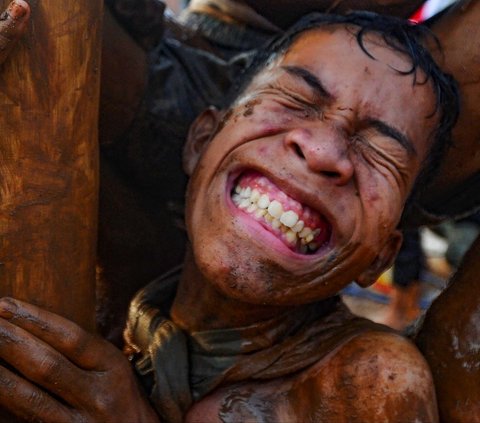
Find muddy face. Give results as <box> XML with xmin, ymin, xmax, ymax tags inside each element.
<box><xmin>185</xmin><ymin>27</ymin><xmax>438</xmax><ymax>306</ymax></box>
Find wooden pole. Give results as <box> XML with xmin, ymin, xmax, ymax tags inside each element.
<box><xmin>0</xmin><ymin>0</ymin><xmax>102</xmax><ymax>332</ymax></box>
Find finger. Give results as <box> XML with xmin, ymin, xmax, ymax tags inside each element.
<box><xmin>0</xmin><ymin>363</ymin><xmax>77</xmax><ymax>423</ymax></box>
<box><xmin>0</xmin><ymin>316</ymin><xmax>94</xmax><ymax>405</ymax></box>
<box><xmin>0</xmin><ymin>297</ymin><xmax>118</xmax><ymax>370</ymax></box>
<box><xmin>0</xmin><ymin>0</ymin><xmax>30</xmax><ymax>64</ymax></box>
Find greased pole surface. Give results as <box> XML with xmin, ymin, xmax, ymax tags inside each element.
<box><xmin>0</xmin><ymin>0</ymin><xmax>102</xmax><ymax>332</ymax></box>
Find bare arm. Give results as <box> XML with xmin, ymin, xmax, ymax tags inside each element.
<box><xmin>416</xmin><ymin>234</ymin><xmax>480</xmax><ymax>422</ymax></box>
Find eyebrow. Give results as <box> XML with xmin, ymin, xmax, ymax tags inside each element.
<box><xmin>281</xmin><ymin>65</ymin><xmax>416</xmax><ymax>155</ymax></box>
<box><xmin>366</xmin><ymin>119</ymin><xmax>417</xmax><ymax>156</ymax></box>
<box><xmin>281</xmin><ymin>65</ymin><xmax>333</xmax><ymax>101</ymax></box>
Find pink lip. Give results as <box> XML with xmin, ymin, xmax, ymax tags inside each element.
<box><xmin>226</xmin><ymin>170</ymin><xmax>332</xmax><ymax>256</ymax></box>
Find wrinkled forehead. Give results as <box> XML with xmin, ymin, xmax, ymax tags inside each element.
<box><xmin>285</xmin><ymin>25</ymin><xmax>416</xmax><ymax>75</ymax></box>
<box><xmin>246</xmin><ymin>25</ymin><xmax>421</xmax><ymax>94</ymax></box>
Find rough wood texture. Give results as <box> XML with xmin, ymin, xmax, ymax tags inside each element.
<box><xmin>0</xmin><ymin>0</ymin><xmax>102</xmax><ymax>332</ymax></box>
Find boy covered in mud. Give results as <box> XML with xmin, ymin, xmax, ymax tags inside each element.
<box><xmin>0</xmin><ymin>11</ymin><xmax>458</xmax><ymax>423</ymax></box>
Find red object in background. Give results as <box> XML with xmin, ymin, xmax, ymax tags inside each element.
<box><xmin>410</xmin><ymin>0</ymin><xmax>458</xmax><ymax>23</ymax></box>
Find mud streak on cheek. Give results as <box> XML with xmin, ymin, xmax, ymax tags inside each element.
<box><xmin>218</xmin><ymin>109</ymin><xmax>234</xmax><ymax>131</ymax></box>
<box><xmin>219</xmin><ymin>388</ymin><xmax>278</xmax><ymax>423</ymax></box>
<box><xmin>243</xmin><ymin>99</ymin><xmax>263</xmax><ymax>117</ymax></box>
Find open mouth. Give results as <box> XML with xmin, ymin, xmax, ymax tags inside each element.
<box><xmin>231</xmin><ymin>171</ymin><xmax>331</xmax><ymax>254</ymax></box>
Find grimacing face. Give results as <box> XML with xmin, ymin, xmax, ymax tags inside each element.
<box><xmin>184</xmin><ymin>27</ymin><xmax>438</xmax><ymax>306</ymax></box>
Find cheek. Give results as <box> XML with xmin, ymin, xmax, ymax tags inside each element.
<box><xmin>242</xmin><ymin>101</ymin><xmax>300</xmax><ymax>134</ymax></box>
<box><xmin>354</xmin><ymin>152</ymin><xmax>410</xmax><ymax>215</ymax></box>
<box><xmin>354</xmin><ymin>158</ymin><xmax>384</xmax><ymax>206</ymax></box>
<box><xmin>356</xmin><ymin>174</ymin><xmax>403</xmax><ymax>240</ymax></box>
<box><xmin>362</xmin><ymin>175</ymin><xmax>381</xmax><ymax>204</ymax></box>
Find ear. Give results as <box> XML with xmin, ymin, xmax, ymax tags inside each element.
<box><xmin>356</xmin><ymin>230</ymin><xmax>403</xmax><ymax>288</ymax></box>
<box><xmin>183</xmin><ymin>107</ymin><xmax>222</xmax><ymax>176</ymax></box>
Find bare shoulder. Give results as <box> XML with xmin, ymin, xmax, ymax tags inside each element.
<box><xmin>289</xmin><ymin>330</ymin><xmax>439</xmax><ymax>423</ymax></box>
<box><xmin>186</xmin><ymin>331</ymin><xmax>439</xmax><ymax>423</ymax></box>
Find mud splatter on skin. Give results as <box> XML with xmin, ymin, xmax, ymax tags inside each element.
<box><xmin>256</xmin><ymin>258</ymin><xmax>300</xmax><ymax>292</ymax></box>
<box><xmin>219</xmin><ymin>387</ymin><xmax>278</xmax><ymax>423</ymax></box>
<box><xmin>256</xmin><ymin>261</ymin><xmax>277</xmax><ymax>295</ymax></box>
<box><xmin>226</xmin><ymin>265</ymin><xmax>242</xmax><ymax>291</ymax></box>
<box><xmin>224</xmin><ymin>259</ymin><xmax>277</xmax><ymax>296</ymax></box>
<box><xmin>243</xmin><ymin>98</ymin><xmax>263</xmax><ymax>117</ymax></box>
<box><xmin>243</xmin><ymin>107</ymin><xmax>254</xmax><ymax>117</ymax></box>
<box><xmin>218</xmin><ymin>108</ymin><xmax>234</xmax><ymax>132</ymax></box>
<box><xmin>326</xmin><ymin>251</ymin><xmax>339</xmax><ymax>266</ymax></box>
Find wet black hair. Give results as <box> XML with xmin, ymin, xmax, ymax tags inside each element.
<box><xmin>228</xmin><ymin>11</ymin><xmax>460</xmax><ymax>221</ymax></box>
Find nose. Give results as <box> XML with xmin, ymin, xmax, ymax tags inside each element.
<box><xmin>284</xmin><ymin>127</ymin><xmax>354</xmax><ymax>186</ymax></box>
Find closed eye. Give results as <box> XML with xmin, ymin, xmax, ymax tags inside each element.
<box><xmin>272</xmin><ymin>90</ymin><xmax>322</xmax><ymax>119</ymax></box>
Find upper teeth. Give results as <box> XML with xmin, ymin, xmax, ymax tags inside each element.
<box><xmin>257</xmin><ymin>194</ymin><xmax>270</xmax><ymax>209</ymax></box>
<box><xmin>232</xmin><ymin>185</ymin><xmax>322</xmax><ymax>252</ymax></box>
<box><xmin>280</xmin><ymin>210</ymin><xmax>299</xmax><ymax>228</ymax></box>
<box><xmin>267</xmin><ymin>201</ymin><xmax>283</xmax><ymax>219</ymax></box>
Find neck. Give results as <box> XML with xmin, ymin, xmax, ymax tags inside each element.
<box><xmin>170</xmin><ymin>247</ymin><xmax>292</xmax><ymax>332</ymax></box>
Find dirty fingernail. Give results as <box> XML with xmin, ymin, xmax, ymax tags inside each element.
<box><xmin>0</xmin><ymin>297</ymin><xmax>17</xmax><ymax>319</ymax></box>
<box><xmin>8</xmin><ymin>1</ymin><xmax>27</xmax><ymax>19</ymax></box>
